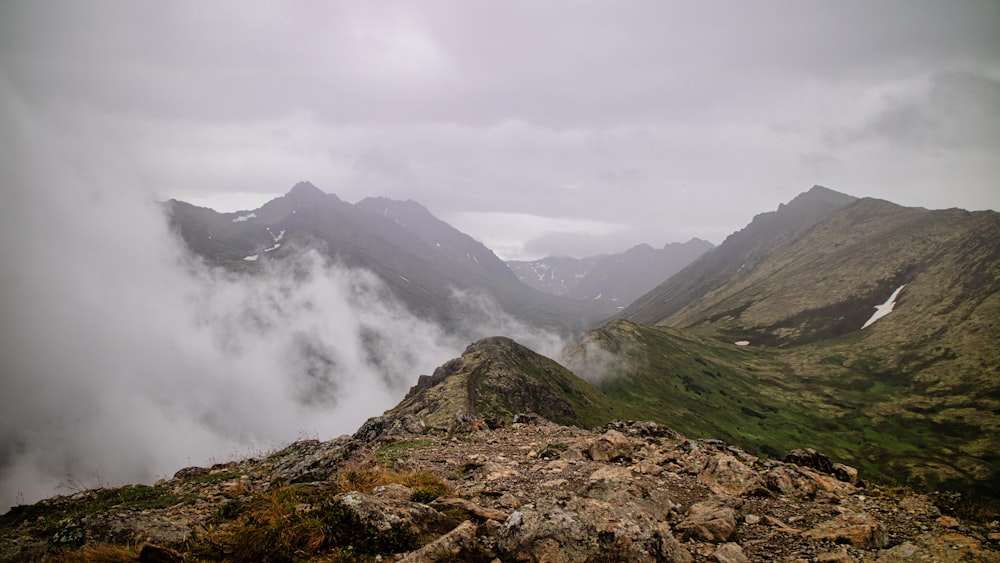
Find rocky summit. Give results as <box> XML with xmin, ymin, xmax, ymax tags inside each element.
<box><xmin>2</xmin><ymin>415</ymin><xmax>997</xmax><ymax>562</ymax></box>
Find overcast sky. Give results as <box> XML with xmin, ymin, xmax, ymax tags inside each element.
<box><xmin>2</xmin><ymin>1</ymin><xmax>998</xmax><ymax>259</ymax></box>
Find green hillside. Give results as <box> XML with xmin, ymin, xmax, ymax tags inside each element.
<box><xmin>566</xmin><ymin>319</ymin><xmax>999</xmax><ymax>497</ymax></box>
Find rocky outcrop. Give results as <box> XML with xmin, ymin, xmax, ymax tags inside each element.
<box><xmin>4</xmin><ymin>417</ymin><xmax>997</xmax><ymax>562</ymax></box>
<box><xmin>384</xmin><ymin>336</ymin><xmax>639</xmax><ymax>429</ymax></box>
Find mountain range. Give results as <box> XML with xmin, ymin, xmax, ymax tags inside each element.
<box><xmin>4</xmin><ymin>181</ymin><xmax>999</xmax><ymax>559</ymax></box>
<box><xmin>165</xmin><ymin>182</ymin><xmax>999</xmax><ymax>496</ymax></box>
<box><xmin>166</xmin><ymin>182</ymin><xmax>619</xmax><ymax>332</ymax></box>
<box><xmin>507</xmin><ymin>238</ymin><xmax>713</xmax><ymax>309</ymax></box>
<box><xmin>606</xmin><ymin>186</ymin><xmax>1000</xmax><ymax>495</ymax></box>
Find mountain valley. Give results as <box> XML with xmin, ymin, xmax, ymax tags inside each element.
<box><xmin>507</xmin><ymin>239</ymin><xmax>714</xmax><ymax>309</ymax></box>
<box><xmin>4</xmin><ymin>182</ymin><xmax>999</xmax><ymax>561</ymax></box>
<box><xmin>157</xmin><ymin>182</ymin><xmax>1000</xmax><ymax>500</ymax></box>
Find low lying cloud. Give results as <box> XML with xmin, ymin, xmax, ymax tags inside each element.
<box><xmin>560</xmin><ymin>334</ymin><xmax>635</xmax><ymax>386</ymax></box>
<box><xmin>0</xmin><ymin>80</ymin><xmax>566</xmax><ymax>511</ymax></box>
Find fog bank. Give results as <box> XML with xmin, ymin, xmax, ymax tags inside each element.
<box><xmin>0</xmin><ymin>77</ymin><xmax>561</xmax><ymax>511</ymax></box>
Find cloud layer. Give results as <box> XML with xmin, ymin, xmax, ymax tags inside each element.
<box><xmin>2</xmin><ymin>1</ymin><xmax>997</xmax><ymax>259</ymax></box>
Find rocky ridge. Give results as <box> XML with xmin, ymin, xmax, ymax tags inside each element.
<box><xmin>384</xmin><ymin>336</ymin><xmax>640</xmax><ymax>430</ymax></box>
<box><xmin>2</xmin><ymin>415</ymin><xmax>997</xmax><ymax>562</ymax></box>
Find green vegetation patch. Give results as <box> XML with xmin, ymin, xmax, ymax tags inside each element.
<box><xmin>581</xmin><ymin>319</ymin><xmax>1000</xmax><ymax>498</ymax></box>
<box><xmin>198</xmin><ymin>484</ymin><xmax>420</xmax><ymax>562</ymax></box>
<box><xmin>1</xmin><ymin>484</ymin><xmax>190</xmax><ymax>538</ymax></box>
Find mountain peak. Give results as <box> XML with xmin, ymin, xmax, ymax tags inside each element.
<box><xmin>287</xmin><ymin>181</ymin><xmax>327</xmax><ymax>200</ymax></box>
<box><xmin>357</xmin><ymin>196</ymin><xmax>433</xmax><ymax>219</ymax></box>
<box><xmin>783</xmin><ymin>185</ymin><xmax>857</xmax><ymax>210</ymax></box>
<box><xmin>386</xmin><ymin>335</ymin><xmax>634</xmax><ymax>429</ymax></box>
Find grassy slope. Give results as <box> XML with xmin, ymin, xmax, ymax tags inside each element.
<box><xmin>574</xmin><ymin>320</ymin><xmax>999</xmax><ymax>497</ymax></box>
<box><xmin>607</xmin><ymin>202</ymin><xmax>1000</xmax><ymax>498</ymax></box>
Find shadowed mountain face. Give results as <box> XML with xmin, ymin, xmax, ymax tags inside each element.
<box><xmin>166</xmin><ymin>182</ymin><xmax>615</xmax><ymax>332</ymax></box>
<box><xmin>507</xmin><ymin>238</ymin><xmax>714</xmax><ymax>310</ymax></box>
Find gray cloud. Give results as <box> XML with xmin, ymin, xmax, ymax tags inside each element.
<box><xmin>841</xmin><ymin>70</ymin><xmax>1000</xmax><ymax>152</ymax></box>
<box><xmin>3</xmin><ymin>1</ymin><xmax>997</xmax><ymax>259</ymax></box>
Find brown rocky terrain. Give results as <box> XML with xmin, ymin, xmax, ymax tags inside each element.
<box><xmin>2</xmin><ymin>414</ymin><xmax>997</xmax><ymax>562</ymax></box>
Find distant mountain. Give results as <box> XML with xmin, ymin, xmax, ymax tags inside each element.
<box><xmin>622</xmin><ymin>185</ymin><xmax>858</xmax><ymax>327</ymax></box>
<box><xmin>507</xmin><ymin>239</ymin><xmax>713</xmax><ymax>309</ymax></box>
<box><xmin>603</xmin><ymin>186</ymin><xmax>1000</xmax><ymax>496</ymax></box>
<box><xmin>166</xmin><ymin>182</ymin><xmax>614</xmax><ymax>331</ymax></box>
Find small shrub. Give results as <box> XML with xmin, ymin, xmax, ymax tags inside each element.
<box><xmin>199</xmin><ymin>483</ymin><xmax>423</xmax><ymax>561</ymax></box>
<box><xmin>410</xmin><ymin>482</ymin><xmax>448</xmax><ymax>504</ymax></box>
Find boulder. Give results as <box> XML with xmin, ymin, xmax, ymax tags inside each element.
<box><xmin>784</xmin><ymin>448</ymin><xmax>833</xmax><ymax>474</ymax></box>
<box><xmin>498</xmin><ymin>496</ymin><xmax>692</xmax><ymax>562</ymax></box>
<box><xmin>832</xmin><ymin>462</ymin><xmax>859</xmax><ymax>484</ymax></box>
<box><xmin>765</xmin><ymin>463</ymin><xmax>855</xmax><ymax>498</ymax></box>
<box><xmin>802</xmin><ymin>510</ymin><xmax>888</xmax><ymax>549</ymax></box>
<box><xmin>271</xmin><ymin>436</ymin><xmax>357</xmax><ymax>483</ymax></box>
<box><xmin>676</xmin><ymin>499</ymin><xmax>738</xmax><ymax>542</ymax></box>
<box><xmin>712</xmin><ymin>542</ymin><xmax>748</xmax><ymax>563</ymax></box>
<box><xmin>587</xmin><ymin>429</ymin><xmax>633</xmax><ymax>462</ymax></box>
<box><xmin>354</xmin><ymin>415</ymin><xmax>427</xmax><ymax>442</ymax></box>
<box><xmin>336</xmin><ymin>488</ymin><xmax>441</xmax><ymax>540</ymax></box>
<box><xmin>698</xmin><ymin>454</ymin><xmax>764</xmax><ymax>497</ymax></box>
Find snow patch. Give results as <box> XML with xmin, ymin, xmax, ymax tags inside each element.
<box><xmin>734</xmin><ymin>340</ymin><xmax>750</xmax><ymax>346</ymax></box>
<box><xmin>266</xmin><ymin>227</ymin><xmax>285</xmax><ymax>243</ymax></box>
<box><xmin>243</xmin><ymin>254</ymin><xmax>259</xmax><ymax>261</ymax></box>
<box><xmin>263</xmin><ymin>243</ymin><xmax>281</xmax><ymax>253</ymax></box>
<box><xmin>594</xmin><ymin>293</ymin><xmax>602</xmax><ymax>300</ymax></box>
<box><xmin>861</xmin><ymin>285</ymin><xmax>906</xmax><ymax>329</ymax></box>
<box><xmin>232</xmin><ymin>212</ymin><xmax>257</xmax><ymax>223</ymax></box>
